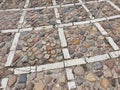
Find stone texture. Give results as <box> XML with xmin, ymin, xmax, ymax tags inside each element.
<box><xmin>100</xmin><ymin>78</ymin><xmax>110</xmax><ymax>89</ymax></box>
<box><xmin>73</xmin><ymin>66</ymin><xmax>85</xmax><ymax>76</ymax></box>
<box><xmin>34</xmin><ymin>81</ymin><xmax>45</xmax><ymax>90</ymax></box>
<box><xmin>85</xmin><ymin>73</ymin><xmax>96</xmax><ymax>82</ymax></box>
<box><xmin>8</xmin><ymin>75</ymin><xmax>17</xmax><ymax>87</ymax></box>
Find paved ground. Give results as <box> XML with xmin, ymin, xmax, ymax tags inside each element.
<box><xmin>0</xmin><ymin>0</ymin><xmax>120</xmax><ymax>90</ymax></box>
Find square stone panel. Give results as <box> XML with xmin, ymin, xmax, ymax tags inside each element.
<box><xmin>23</xmin><ymin>9</ymin><xmax>56</xmax><ymax>28</ymax></box>
<box><xmin>7</xmin><ymin>68</ymin><xmax>68</xmax><ymax>90</ymax></box>
<box><xmin>64</xmin><ymin>24</ymin><xmax>113</xmax><ymax>59</ymax></box>
<box><xmin>99</xmin><ymin>19</ymin><xmax>120</xmax><ymax>48</ymax></box>
<box><xmin>85</xmin><ymin>1</ymin><xmax>120</xmax><ymax>18</ymax></box>
<box><xmin>12</xmin><ymin>28</ymin><xmax>63</xmax><ymax>67</ymax></box>
<box><xmin>0</xmin><ymin>0</ymin><xmax>26</xmax><ymax>10</ymax></box>
<box><xmin>67</xmin><ymin>58</ymin><xmax>119</xmax><ymax>90</ymax></box>
<box><xmin>28</xmin><ymin>0</ymin><xmax>53</xmax><ymax>8</ymax></box>
<box><xmin>58</xmin><ymin>5</ymin><xmax>90</xmax><ymax>23</ymax></box>
<box><xmin>0</xmin><ymin>33</ymin><xmax>14</xmax><ymax>67</ymax></box>
<box><xmin>111</xmin><ymin>0</ymin><xmax>120</xmax><ymax>7</ymax></box>
<box><xmin>56</xmin><ymin>0</ymin><xmax>79</xmax><ymax>5</ymax></box>
<box><xmin>0</xmin><ymin>11</ymin><xmax>21</xmax><ymax>30</ymax></box>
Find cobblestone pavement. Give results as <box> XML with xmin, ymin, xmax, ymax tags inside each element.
<box><xmin>0</xmin><ymin>0</ymin><xmax>120</xmax><ymax>90</ymax></box>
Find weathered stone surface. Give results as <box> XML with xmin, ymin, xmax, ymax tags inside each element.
<box><xmin>73</xmin><ymin>66</ymin><xmax>85</xmax><ymax>76</ymax></box>
<box><xmin>19</xmin><ymin>74</ymin><xmax>27</xmax><ymax>83</ymax></box>
<box><xmin>93</xmin><ymin>62</ymin><xmax>103</xmax><ymax>70</ymax></box>
<box><xmin>105</xmin><ymin>60</ymin><xmax>115</xmax><ymax>69</ymax></box>
<box><xmin>26</xmin><ymin>82</ymin><xmax>34</xmax><ymax>90</ymax></box>
<box><xmin>100</xmin><ymin>78</ymin><xmax>110</xmax><ymax>89</ymax></box>
<box><xmin>34</xmin><ymin>81</ymin><xmax>45</xmax><ymax>90</ymax></box>
<box><xmin>85</xmin><ymin>73</ymin><xmax>96</xmax><ymax>82</ymax></box>
<box><xmin>8</xmin><ymin>75</ymin><xmax>17</xmax><ymax>87</ymax></box>
<box><xmin>72</xmin><ymin>38</ymin><xmax>80</xmax><ymax>45</ymax></box>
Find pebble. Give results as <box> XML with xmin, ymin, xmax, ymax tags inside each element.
<box><xmin>8</xmin><ymin>75</ymin><xmax>17</xmax><ymax>87</ymax></box>
<box><xmin>54</xmin><ymin>35</ymin><xmax>59</xmax><ymax>40</ymax></box>
<box><xmin>105</xmin><ymin>60</ymin><xmax>115</xmax><ymax>69</ymax></box>
<box><xmin>51</xmin><ymin>50</ymin><xmax>56</xmax><ymax>55</ymax></box>
<box><xmin>37</xmin><ymin>43</ymin><xmax>43</xmax><ymax>48</ymax></box>
<box><xmin>80</xmin><ymin>47</ymin><xmax>87</xmax><ymax>53</ymax></box>
<box><xmin>48</xmin><ymin>58</ymin><xmax>55</xmax><ymax>63</ymax></box>
<box><xmin>76</xmin><ymin>53</ymin><xmax>84</xmax><ymax>58</ymax></box>
<box><xmin>0</xmin><ymin>42</ymin><xmax>5</xmax><ymax>48</ymax></box>
<box><xmin>47</xmin><ymin>46</ymin><xmax>52</xmax><ymax>51</ymax></box>
<box><xmin>16</xmin><ymin>83</ymin><xmax>26</xmax><ymax>89</ymax></box>
<box><xmin>34</xmin><ymin>81</ymin><xmax>45</xmax><ymax>90</ymax></box>
<box><xmin>111</xmin><ymin>78</ymin><xmax>116</xmax><ymax>87</ymax></box>
<box><xmin>118</xmin><ymin>77</ymin><xmax>120</xmax><ymax>84</ymax></box>
<box><xmin>56</xmin><ymin>56</ymin><xmax>63</xmax><ymax>61</ymax></box>
<box><xmin>0</xmin><ymin>70</ymin><xmax>4</xmax><ymax>79</ymax></box>
<box><xmin>76</xmin><ymin>77</ymin><xmax>84</xmax><ymax>86</ymax></box>
<box><xmin>44</xmin><ymin>54</ymin><xmax>50</xmax><ymax>59</ymax></box>
<box><xmin>80</xmin><ymin>30</ymin><xmax>85</xmax><ymax>35</ymax></box>
<box><xmin>45</xmin><ymin>76</ymin><xmax>53</xmax><ymax>84</ymax></box>
<box><xmin>72</xmin><ymin>38</ymin><xmax>80</xmax><ymax>45</ymax></box>
<box><xmin>73</xmin><ymin>66</ymin><xmax>85</xmax><ymax>76</ymax></box>
<box><xmin>69</xmin><ymin>48</ymin><xmax>75</xmax><ymax>55</ymax></box>
<box><xmin>85</xmin><ymin>73</ymin><xmax>96</xmax><ymax>82</ymax></box>
<box><xmin>93</xmin><ymin>62</ymin><xmax>103</xmax><ymax>70</ymax></box>
<box><xmin>95</xmin><ymin>71</ymin><xmax>103</xmax><ymax>77</ymax></box>
<box><xmin>26</xmin><ymin>82</ymin><xmax>34</xmax><ymax>90</ymax></box>
<box><xmin>104</xmin><ymin>69</ymin><xmax>112</xmax><ymax>78</ymax></box>
<box><xmin>100</xmin><ymin>78</ymin><xmax>110</xmax><ymax>89</ymax></box>
<box><xmin>39</xmin><ymin>32</ymin><xmax>45</xmax><ymax>37</ymax></box>
<box><xmin>19</xmin><ymin>74</ymin><xmax>27</xmax><ymax>83</ymax></box>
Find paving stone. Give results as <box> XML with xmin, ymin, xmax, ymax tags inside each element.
<box><xmin>26</xmin><ymin>82</ymin><xmax>34</xmax><ymax>90</ymax></box>
<box><xmin>93</xmin><ymin>62</ymin><xmax>103</xmax><ymax>70</ymax></box>
<box><xmin>73</xmin><ymin>66</ymin><xmax>85</xmax><ymax>76</ymax></box>
<box><xmin>105</xmin><ymin>60</ymin><xmax>115</xmax><ymax>69</ymax></box>
<box><xmin>16</xmin><ymin>83</ymin><xmax>26</xmax><ymax>89</ymax></box>
<box><xmin>19</xmin><ymin>74</ymin><xmax>27</xmax><ymax>83</ymax></box>
<box><xmin>85</xmin><ymin>73</ymin><xmax>96</xmax><ymax>82</ymax></box>
<box><xmin>8</xmin><ymin>75</ymin><xmax>17</xmax><ymax>87</ymax></box>
<box><xmin>34</xmin><ymin>81</ymin><xmax>45</xmax><ymax>90</ymax></box>
<box><xmin>100</xmin><ymin>78</ymin><xmax>110</xmax><ymax>89</ymax></box>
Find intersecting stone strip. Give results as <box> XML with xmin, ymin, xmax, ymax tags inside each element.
<box><xmin>109</xmin><ymin>50</ymin><xmax>120</xmax><ymax>58</ymax></box>
<box><xmin>65</xmin><ymin>58</ymin><xmax>86</xmax><ymax>67</ymax></box>
<box><xmin>5</xmin><ymin>0</ymin><xmax>30</xmax><ymax>67</ymax></box>
<box><xmin>79</xmin><ymin>0</ymin><xmax>119</xmax><ymax>51</ymax></box>
<box><xmin>1</xmin><ymin>78</ymin><xmax>8</xmax><ymax>90</ymax></box>
<box><xmin>94</xmin><ymin>23</ymin><xmax>108</xmax><ymax>35</ymax></box>
<box><xmin>105</xmin><ymin>37</ymin><xmax>119</xmax><ymax>50</ymax></box>
<box><xmin>107</xmin><ymin>0</ymin><xmax>120</xmax><ymax>11</ymax></box>
<box><xmin>7</xmin><ymin>50</ymin><xmax>120</xmax><ymax>75</ymax></box>
<box><xmin>0</xmin><ymin>0</ymin><xmax>106</xmax><ymax>12</ymax></box>
<box><xmin>86</xmin><ymin>54</ymin><xmax>110</xmax><ymax>63</ymax></box>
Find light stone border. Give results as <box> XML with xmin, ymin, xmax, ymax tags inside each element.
<box><xmin>0</xmin><ymin>0</ymin><xmax>106</xmax><ymax>12</ymax></box>
<box><xmin>79</xmin><ymin>0</ymin><xmax>119</xmax><ymax>51</ymax></box>
<box><xmin>1</xmin><ymin>78</ymin><xmax>8</xmax><ymax>90</ymax></box>
<box><xmin>1</xmin><ymin>0</ymin><xmax>120</xmax><ymax>89</ymax></box>
<box><xmin>1</xmin><ymin>15</ymin><xmax>120</xmax><ymax>33</ymax></box>
<box><xmin>5</xmin><ymin>0</ymin><xmax>30</xmax><ymax>67</ymax></box>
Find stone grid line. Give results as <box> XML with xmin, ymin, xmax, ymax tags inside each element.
<box><xmin>52</xmin><ymin>0</ymin><xmax>73</xmax><ymax>89</ymax></box>
<box><xmin>8</xmin><ymin>50</ymin><xmax>120</xmax><ymax>75</ymax></box>
<box><xmin>1</xmin><ymin>0</ymin><xmax>120</xmax><ymax>89</ymax></box>
<box><xmin>79</xmin><ymin>0</ymin><xmax>119</xmax><ymax>51</ymax></box>
<box><xmin>1</xmin><ymin>15</ymin><xmax>120</xmax><ymax>33</ymax></box>
<box><xmin>0</xmin><ymin>0</ymin><xmax>106</xmax><ymax>12</ymax></box>
<box><xmin>5</xmin><ymin>0</ymin><xmax>30</xmax><ymax>67</ymax></box>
